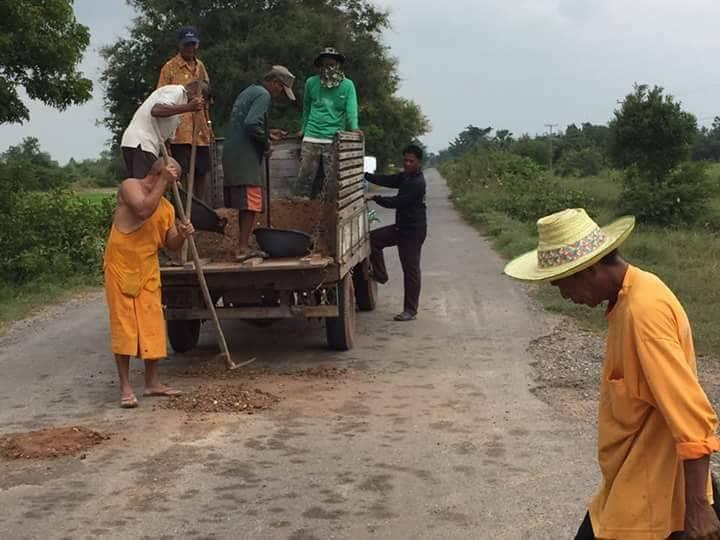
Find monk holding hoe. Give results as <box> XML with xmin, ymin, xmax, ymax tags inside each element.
<box><xmin>104</xmin><ymin>157</ymin><xmax>194</xmax><ymax>408</ymax></box>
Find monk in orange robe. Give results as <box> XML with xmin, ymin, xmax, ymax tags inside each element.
<box><xmin>104</xmin><ymin>157</ymin><xmax>194</xmax><ymax>408</ymax></box>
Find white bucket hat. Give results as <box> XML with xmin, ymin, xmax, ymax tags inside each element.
<box><xmin>504</xmin><ymin>209</ymin><xmax>635</xmax><ymax>283</ymax></box>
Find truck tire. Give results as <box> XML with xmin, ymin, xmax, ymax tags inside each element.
<box><xmin>353</xmin><ymin>264</ymin><xmax>377</xmax><ymax>312</ymax></box>
<box><xmin>326</xmin><ymin>275</ymin><xmax>355</xmax><ymax>351</ymax></box>
<box><xmin>167</xmin><ymin>320</ymin><xmax>201</xmax><ymax>353</ymax></box>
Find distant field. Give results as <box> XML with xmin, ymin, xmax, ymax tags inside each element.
<box><xmin>75</xmin><ymin>188</ymin><xmax>116</xmax><ymax>204</ymax></box>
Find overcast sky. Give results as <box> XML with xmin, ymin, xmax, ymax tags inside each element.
<box><xmin>4</xmin><ymin>0</ymin><xmax>720</xmax><ymax>163</ymax></box>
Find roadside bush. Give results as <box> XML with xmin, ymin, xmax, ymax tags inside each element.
<box><xmin>0</xmin><ymin>187</ymin><xmax>114</xmax><ymax>285</ymax></box>
<box><xmin>557</xmin><ymin>147</ymin><xmax>604</xmax><ymax>177</ymax></box>
<box><xmin>620</xmin><ymin>161</ymin><xmax>716</xmax><ymax>225</ymax></box>
<box><xmin>441</xmin><ymin>148</ymin><xmax>587</xmax><ymax>223</ymax></box>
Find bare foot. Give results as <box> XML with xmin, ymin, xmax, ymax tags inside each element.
<box><xmin>144</xmin><ymin>385</ymin><xmax>182</xmax><ymax>397</ymax></box>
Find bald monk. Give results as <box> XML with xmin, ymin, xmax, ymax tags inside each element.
<box><xmin>104</xmin><ymin>157</ymin><xmax>194</xmax><ymax>408</ymax></box>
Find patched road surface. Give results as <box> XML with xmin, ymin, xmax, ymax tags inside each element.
<box><xmin>0</xmin><ymin>171</ymin><xmax>597</xmax><ymax>539</ymax></box>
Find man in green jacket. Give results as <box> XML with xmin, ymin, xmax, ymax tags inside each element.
<box><xmin>296</xmin><ymin>48</ymin><xmax>359</xmax><ymax>199</ymax></box>
<box><xmin>223</xmin><ymin>66</ymin><xmax>295</xmax><ymax>260</ymax></box>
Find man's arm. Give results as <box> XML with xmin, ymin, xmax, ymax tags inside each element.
<box><xmin>635</xmin><ymin>310</ymin><xmax>720</xmax><ymax>537</ymax></box>
<box><xmin>118</xmin><ymin>177</ymin><xmax>168</xmax><ymax>221</ymax></box>
<box><xmin>151</xmin><ymin>100</ymin><xmax>202</xmax><ymax>117</ymax></box>
<box><xmin>345</xmin><ymin>80</ymin><xmax>359</xmax><ymax>130</ymax></box>
<box><xmin>365</xmin><ymin>172</ymin><xmax>403</xmax><ymax>189</ymax></box>
<box><xmin>151</xmin><ymin>86</ymin><xmax>203</xmax><ymax>117</ymax></box>
<box><xmin>372</xmin><ymin>177</ymin><xmax>425</xmax><ymax>209</ymax></box>
<box><xmin>244</xmin><ymin>91</ymin><xmax>272</xmax><ymax>146</ymax></box>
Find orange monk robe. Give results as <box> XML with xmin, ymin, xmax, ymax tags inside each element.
<box><xmin>104</xmin><ymin>197</ymin><xmax>175</xmax><ymax>360</ymax></box>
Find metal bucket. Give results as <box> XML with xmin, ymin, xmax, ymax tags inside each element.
<box><xmin>254</xmin><ymin>228</ymin><xmax>311</xmax><ymax>258</ymax></box>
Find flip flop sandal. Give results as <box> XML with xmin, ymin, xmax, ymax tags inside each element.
<box><xmin>143</xmin><ymin>388</ymin><xmax>183</xmax><ymax>398</ymax></box>
<box><xmin>120</xmin><ymin>394</ymin><xmax>139</xmax><ymax>409</ymax></box>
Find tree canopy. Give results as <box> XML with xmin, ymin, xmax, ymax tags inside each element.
<box><xmin>0</xmin><ymin>0</ymin><xmax>92</xmax><ymax>124</ymax></box>
<box><xmin>609</xmin><ymin>84</ymin><xmax>697</xmax><ymax>179</ymax></box>
<box><xmin>101</xmin><ymin>0</ymin><xmax>429</xmax><ymax>170</ymax></box>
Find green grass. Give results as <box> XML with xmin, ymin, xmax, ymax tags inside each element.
<box><xmin>449</xmin><ymin>171</ymin><xmax>720</xmax><ymax>356</ymax></box>
<box><xmin>75</xmin><ymin>188</ymin><xmax>116</xmax><ymax>204</ymax></box>
<box><xmin>0</xmin><ymin>275</ymin><xmax>102</xmax><ymax>335</ymax></box>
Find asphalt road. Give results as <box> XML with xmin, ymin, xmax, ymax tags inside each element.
<box><xmin>0</xmin><ymin>170</ymin><xmax>597</xmax><ymax>539</ymax></box>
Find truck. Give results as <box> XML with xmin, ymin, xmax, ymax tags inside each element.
<box><xmin>160</xmin><ymin>131</ymin><xmax>377</xmax><ymax>353</ymax></box>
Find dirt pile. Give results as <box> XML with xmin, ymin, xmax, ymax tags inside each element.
<box><xmin>0</xmin><ymin>426</ymin><xmax>107</xmax><ymax>460</ymax></box>
<box><xmin>163</xmin><ymin>384</ymin><xmax>280</xmax><ymax>414</ymax></box>
<box><xmin>194</xmin><ymin>198</ymin><xmax>331</xmax><ymax>262</ymax></box>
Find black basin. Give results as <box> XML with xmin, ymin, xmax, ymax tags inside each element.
<box><xmin>170</xmin><ymin>187</ymin><xmax>227</xmax><ymax>234</ymax></box>
<box><xmin>254</xmin><ymin>227</ymin><xmax>312</xmax><ymax>258</ymax></box>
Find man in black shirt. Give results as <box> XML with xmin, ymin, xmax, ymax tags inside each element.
<box><xmin>365</xmin><ymin>145</ymin><xmax>427</xmax><ymax>321</ymax></box>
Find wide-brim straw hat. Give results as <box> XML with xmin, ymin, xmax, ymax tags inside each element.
<box><xmin>504</xmin><ymin>209</ymin><xmax>635</xmax><ymax>283</ymax></box>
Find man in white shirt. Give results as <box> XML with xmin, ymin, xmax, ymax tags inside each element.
<box><xmin>121</xmin><ymin>80</ymin><xmax>208</xmax><ymax>178</ymax></box>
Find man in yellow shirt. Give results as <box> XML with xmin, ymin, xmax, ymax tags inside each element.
<box><xmin>157</xmin><ymin>26</ymin><xmax>212</xmax><ymax>202</ymax></box>
<box><xmin>505</xmin><ymin>208</ymin><xmax>720</xmax><ymax>540</ymax></box>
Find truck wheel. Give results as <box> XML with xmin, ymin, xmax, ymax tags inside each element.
<box><xmin>326</xmin><ymin>275</ymin><xmax>355</xmax><ymax>351</ymax></box>
<box><xmin>353</xmin><ymin>264</ymin><xmax>377</xmax><ymax>312</ymax></box>
<box><xmin>167</xmin><ymin>320</ymin><xmax>201</xmax><ymax>353</ymax></box>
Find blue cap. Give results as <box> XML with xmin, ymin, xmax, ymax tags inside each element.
<box><xmin>177</xmin><ymin>26</ymin><xmax>199</xmax><ymax>46</ymax></box>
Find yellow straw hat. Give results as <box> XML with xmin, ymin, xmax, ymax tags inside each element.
<box><xmin>504</xmin><ymin>209</ymin><xmax>635</xmax><ymax>283</ymax></box>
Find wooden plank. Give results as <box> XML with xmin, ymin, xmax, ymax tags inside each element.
<box><xmin>161</xmin><ymin>256</ymin><xmax>333</xmax><ymax>275</ymax></box>
<box><xmin>339</xmin><ymin>182</ymin><xmax>364</xmax><ymax>200</ymax></box>
<box><xmin>338</xmin><ymin>142</ymin><xmax>364</xmax><ymax>151</ymax></box>
<box><xmin>337</xmin><ymin>199</ymin><xmax>366</xmax><ymax>222</ymax></box>
<box><xmin>337</xmin><ymin>131</ymin><xmax>363</xmax><ymax>142</ymax></box>
<box><xmin>337</xmin><ymin>150</ymin><xmax>365</xmax><ymax>160</ymax></box>
<box><xmin>165</xmin><ymin>304</ymin><xmax>339</xmax><ymax>321</ymax></box>
<box><xmin>338</xmin><ymin>158</ymin><xmax>364</xmax><ymax>171</ymax></box>
<box><xmin>338</xmin><ymin>166</ymin><xmax>364</xmax><ymax>181</ymax></box>
<box><xmin>338</xmin><ymin>172</ymin><xmax>364</xmax><ymax>188</ymax></box>
<box><xmin>338</xmin><ymin>190</ymin><xmax>364</xmax><ymax>209</ymax></box>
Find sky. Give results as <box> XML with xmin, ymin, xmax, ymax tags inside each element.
<box><xmin>4</xmin><ymin>0</ymin><xmax>720</xmax><ymax>163</ymax></box>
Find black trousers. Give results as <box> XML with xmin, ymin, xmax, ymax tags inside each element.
<box><xmin>370</xmin><ymin>225</ymin><xmax>426</xmax><ymax>315</ymax></box>
<box><xmin>575</xmin><ymin>513</ymin><xmax>686</xmax><ymax>539</ymax></box>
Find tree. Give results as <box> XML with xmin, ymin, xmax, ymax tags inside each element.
<box><xmin>0</xmin><ymin>0</ymin><xmax>92</xmax><ymax>124</ymax></box>
<box><xmin>610</xmin><ymin>84</ymin><xmax>711</xmax><ymax>225</ymax></box>
<box><xmin>493</xmin><ymin>129</ymin><xmax>514</xmax><ymax>150</ymax></box>
<box><xmin>609</xmin><ymin>84</ymin><xmax>697</xmax><ymax>179</ymax></box>
<box><xmin>446</xmin><ymin>125</ymin><xmax>493</xmax><ymax>158</ymax></box>
<box><xmin>1</xmin><ymin>137</ymin><xmax>70</xmax><ymax>190</ymax></box>
<box><xmin>100</xmin><ymin>0</ymin><xmax>428</xmax><ymax>171</ymax></box>
<box><xmin>692</xmin><ymin>117</ymin><xmax>720</xmax><ymax>161</ymax></box>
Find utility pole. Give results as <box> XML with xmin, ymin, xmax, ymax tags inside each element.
<box><xmin>545</xmin><ymin>123</ymin><xmax>558</xmax><ymax>174</ymax></box>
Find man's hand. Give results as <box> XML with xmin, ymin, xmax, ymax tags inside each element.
<box><xmin>364</xmin><ymin>193</ymin><xmax>375</xmax><ymax>202</ymax></box>
<box><xmin>177</xmin><ymin>220</ymin><xmax>195</xmax><ymax>239</ymax></box>
<box><xmin>296</xmin><ymin>131</ymin><xmax>304</xmax><ymax>141</ymax></box>
<box><xmin>264</xmin><ymin>145</ymin><xmax>273</xmax><ymax>158</ymax></box>
<box><xmin>187</xmin><ymin>96</ymin><xmax>205</xmax><ymax>112</ymax></box>
<box><xmin>162</xmin><ymin>163</ymin><xmax>180</xmax><ymax>188</ymax></box>
<box><xmin>686</xmin><ymin>497</ymin><xmax>720</xmax><ymax>539</ymax></box>
<box><xmin>269</xmin><ymin>129</ymin><xmax>287</xmax><ymax>141</ymax></box>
